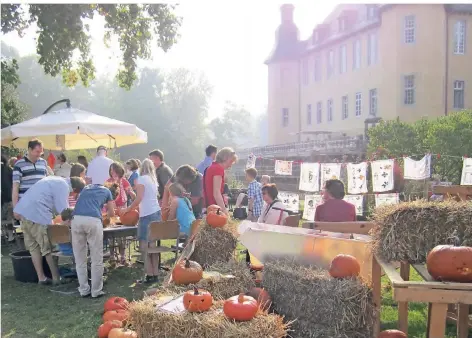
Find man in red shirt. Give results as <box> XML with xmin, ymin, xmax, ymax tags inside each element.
<box><xmin>314</xmin><ymin>179</ymin><xmax>356</xmax><ymax>222</ymax></box>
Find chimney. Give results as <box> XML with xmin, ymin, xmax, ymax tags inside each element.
<box><xmin>280</xmin><ymin>4</ymin><xmax>294</xmax><ymax>23</ymax></box>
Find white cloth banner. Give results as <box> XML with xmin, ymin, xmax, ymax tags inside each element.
<box><xmin>320</xmin><ymin>163</ymin><xmax>342</xmax><ymax>187</ymax></box>
<box><xmin>275</xmin><ymin>160</ymin><xmax>293</xmax><ymax>176</ymax></box>
<box><xmin>346</xmin><ymin>162</ymin><xmax>368</xmax><ymax>194</ymax></box>
<box><xmin>299</xmin><ymin>163</ymin><xmax>320</xmax><ymax>192</ymax></box>
<box><xmin>344</xmin><ymin>195</ymin><xmax>364</xmax><ymax>216</ymax></box>
<box><xmin>302</xmin><ymin>194</ymin><xmax>323</xmax><ymax>220</ymax></box>
<box><xmin>460</xmin><ymin>157</ymin><xmax>472</xmax><ymax>185</ymax></box>
<box><xmin>404</xmin><ymin>154</ymin><xmax>431</xmax><ymax>180</ymax></box>
<box><xmin>375</xmin><ymin>193</ymin><xmax>400</xmax><ymax>208</ymax></box>
<box><xmin>371</xmin><ymin>159</ymin><xmax>395</xmax><ymax>192</ymax></box>
<box><xmin>245</xmin><ymin>153</ymin><xmax>256</xmax><ymax>169</ymax></box>
<box><xmin>278</xmin><ymin>191</ymin><xmax>299</xmax><ymax>213</ymax></box>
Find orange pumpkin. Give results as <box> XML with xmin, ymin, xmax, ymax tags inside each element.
<box><xmin>104</xmin><ymin>297</ymin><xmax>129</xmax><ymax>312</ymax></box>
<box><xmin>183</xmin><ymin>287</ymin><xmax>213</xmax><ymax>312</ymax></box>
<box><xmin>97</xmin><ymin>320</ymin><xmax>122</xmax><ymax>338</ymax></box>
<box><xmin>246</xmin><ymin>287</ymin><xmax>271</xmax><ymax>311</ymax></box>
<box><xmin>172</xmin><ymin>258</ymin><xmax>203</xmax><ymax>285</ymax></box>
<box><xmin>206</xmin><ymin>208</ymin><xmax>227</xmax><ymax>228</ymax></box>
<box><xmin>378</xmin><ymin>329</ymin><xmax>407</xmax><ymax>338</ymax></box>
<box><xmin>120</xmin><ymin>210</ymin><xmax>139</xmax><ymax>226</ymax></box>
<box><xmin>108</xmin><ymin>328</ymin><xmax>137</xmax><ymax>338</ymax></box>
<box><xmin>102</xmin><ymin>309</ymin><xmax>129</xmax><ymax>323</ymax></box>
<box><xmin>329</xmin><ymin>254</ymin><xmax>361</xmax><ymax>278</ymax></box>
<box><xmin>427</xmin><ymin>243</ymin><xmax>472</xmax><ymax>282</ymax></box>
<box><xmin>224</xmin><ymin>293</ymin><xmax>258</xmax><ymax>321</ymax></box>
<box><xmin>206</xmin><ymin>205</ymin><xmax>221</xmax><ymax>214</ymax></box>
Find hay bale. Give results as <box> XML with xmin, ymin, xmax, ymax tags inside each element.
<box><xmin>190</xmin><ymin>219</ymin><xmax>238</xmax><ymax>268</ymax></box>
<box><xmin>263</xmin><ymin>258</ymin><xmax>375</xmax><ymax>338</ymax></box>
<box><xmin>129</xmin><ymin>291</ymin><xmax>289</xmax><ymax>338</ymax></box>
<box><xmin>372</xmin><ymin>200</ymin><xmax>472</xmax><ymax>263</ymax></box>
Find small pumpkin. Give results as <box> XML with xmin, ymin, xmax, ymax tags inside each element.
<box><xmin>97</xmin><ymin>320</ymin><xmax>122</xmax><ymax>338</ymax></box>
<box><xmin>104</xmin><ymin>297</ymin><xmax>129</xmax><ymax>312</ymax></box>
<box><xmin>223</xmin><ymin>293</ymin><xmax>258</xmax><ymax>321</ymax></box>
<box><xmin>427</xmin><ymin>236</ymin><xmax>472</xmax><ymax>283</ymax></box>
<box><xmin>172</xmin><ymin>258</ymin><xmax>203</xmax><ymax>285</ymax></box>
<box><xmin>120</xmin><ymin>210</ymin><xmax>139</xmax><ymax>226</ymax></box>
<box><xmin>102</xmin><ymin>309</ymin><xmax>129</xmax><ymax>323</ymax></box>
<box><xmin>108</xmin><ymin>328</ymin><xmax>137</xmax><ymax>338</ymax></box>
<box><xmin>206</xmin><ymin>204</ymin><xmax>221</xmax><ymax>214</ymax></box>
<box><xmin>378</xmin><ymin>329</ymin><xmax>407</xmax><ymax>338</ymax></box>
<box><xmin>246</xmin><ymin>287</ymin><xmax>271</xmax><ymax>311</ymax></box>
<box><xmin>329</xmin><ymin>254</ymin><xmax>361</xmax><ymax>278</ymax></box>
<box><xmin>183</xmin><ymin>287</ymin><xmax>213</xmax><ymax>312</ymax></box>
<box><xmin>206</xmin><ymin>208</ymin><xmax>228</xmax><ymax>228</ymax></box>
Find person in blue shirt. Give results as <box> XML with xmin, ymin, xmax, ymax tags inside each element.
<box><xmin>168</xmin><ymin>182</ymin><xmax>196</xmax><ymax>237</ymax></box>
<box><xmin>125</xmin><ymin>159</ymin><xmax>140</xmax><ymax>192</ymax></box>
<box><xmin>13</xmin><ymin>176</ymin><xmax>85</xmax><ymax>285</ymax></box>
<box><xmin>196</xmin><ymin>145</ymin><xmax>217</xmax><ymax>174</ymax></box>
<box><xmin>71</xmin><ymin>183</ymin><xmax>118</xmax><ymax>298</ymax></box>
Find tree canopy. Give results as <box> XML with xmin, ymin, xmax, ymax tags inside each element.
<box><xmin>1</xmin><ymin>4</ymin><xmax>181</xmax><ymax>89</ymax></box>
<box><xmin>1</xmin><ymin>57</ymin><xmax>28</xmax><ymax>127</ymax></box>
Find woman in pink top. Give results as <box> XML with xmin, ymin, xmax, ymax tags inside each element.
<box><xmin>314</xmin><ymin>179</ymin><xmax>356</xmax><ymax>222</ymax></box>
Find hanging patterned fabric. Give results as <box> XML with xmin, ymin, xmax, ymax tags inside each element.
<box><xmin>320</xmin><ymin>163</ymin><xmax>342</xmax><ymax>187</ymax></box>
<box><xmin>371</xmin><ymin>159</ymin><xmax>395</xmax><ymax>192</ymax></box>
<box><xmin>346</xmin><ymin>162</ymin><xmax>368</xmax><ymax>194</ymax></box>
<box><xmin>403</xmin><ymin>154</ymin><xmax>431</xmax><ymax>180</ymax></box>
<box><xmin>460</xmin><ymin>157</ymin><xmax>472</xmax><ymax>185</ymax></box>
<box><xmin>302</xmin><ymin>194</ymin><xmax>322</xmax><ymax>220</ymax></box>
<box><xmin>278</xmin><ymin>191</ymin><xmax>299</xmax><ymax>213</ymax></box>
<box><xmin>274</xmin><ymin>160</ymin><xmax>293</xmax><ymax>175</ymax></box>
<box><xmin>344</xmin><ymin>195</ymin><xmax>364</xmax><ymax>216</ymax></box>
<box><xmin>246</xmin><ymin>153</ymin><xmax>256</xmax><ymax>169</ymax></box>
<box><xmin>375</xmin><ymin>193</ymin><xmax>400</xmax><ymax>208</ymax></box>
<box><xmin>299</xmin><ymin>163</ymin><xmax>320</xmax><ymax>192</ymax></box>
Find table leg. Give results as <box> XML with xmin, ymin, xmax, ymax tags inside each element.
<box><xmin>457</xmin><ymin>304</ymin><xmax>470</xmax><ymax>338</ymax></box>
<box><xmin>427</xmin><ymin>303</ymin><xmax>448</xmax><ymax>338</ymax></box>
<box><xmin>372</xmin><ymin>256</ymin><xmax>382</xmax><ymax>337</ymax></box>
<box><xmin>398</xmin><ymin>262</ymin><xmax>410</xmax><ymax>334</ymax></box>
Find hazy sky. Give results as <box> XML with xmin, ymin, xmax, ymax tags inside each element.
<box><xmin>2</xmin><ymin>2</ymin><xmax>337</xmax><ymax>119</ymax></box>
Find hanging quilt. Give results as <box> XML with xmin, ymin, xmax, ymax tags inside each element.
<box><xmin>460</xmin><ymin>157</ymin><xmax>472</xmax><ymax>186</ymax></box>
<box><xmin>245</xmin><ymin>153</ymin><xmax>256</xmax><ymax>169</ymax></box>
<box><xmin>302</xmin><ymin>194</ymin><xmax>323</xmax><ymax>220</ymax></box>
<box><xmin>320</xmin><ymin>163</ymin><xmax>342</xmax><ymax>187</ymax></box>
<box><xmin>403</xmin><ymin>154</ymin><xmax>431</xmax><ymax>180</ymax></box>
<box><xmin>371</xmin><ymin>159</ymin><xmax>395</xmax><ymax>192</ymax></box>
<box><xmin>375</xmin><ymin>193</ymin><xmax>400</xmax><ymax>208</ymax></box>
<box><xmin>278</xmin><ymin>191</ymin><xmax>299</xmax><ymax>213</ymax></box>
<box><xmin>346</xmin><ymin>162</ymin><xmax>368</xmax><ymax>194</ymax></box>
<box><xmin>299</xmin><ymin>163</ymin><xmax>320</xmax><ymax>192</ymax></box>
<box><xmin>275</xmin><ymin>160</ymin><xmax>293</xmax><ymax>176</ymax></box>
<box><xmin>344</xmin><ymin>195</ymin><xmax>364</xmax><ymax>216</ymax></box>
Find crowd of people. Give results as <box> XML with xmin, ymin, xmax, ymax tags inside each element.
<box><xmin>0</xmin><ymin>139</ymin><xmax>358</xmax><ymax>297</ymax></box>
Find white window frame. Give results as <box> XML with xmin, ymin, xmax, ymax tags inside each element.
<box><xmin>367</xmin><ymin>6</ymin><xmax>376</xmax><ymax>20</ymax></box>
<box><xmin>302</xmin><ymin>59</ymin><xmax>309</xmax><ymax>85</ymax></box>
<box><xmin>307</xmin><ymin>104</ymin><xmax>312</xmax><ymax>125</ymax></box>
<box><xmin>453</xmin><ymin>80</ymin><xmax>465</xmax><ymax>109</ymax></box>
<box><xmin>454</xmin><ymin>20</ymin><xmax>466</xmax><ymax>55</ymax></box>
<box><xmin>342</xmin><ymin>95</ymin><xmax>348</xmax><ymax>119</ymax></box>
<box><xmin>369</xmin><ymin>89</ymin><xmax>378</xmax><ymax>116</ymax></box>
<box><xmin>404</xmin><ymin>75</ymin><xmax>415</xmax><ymax>105</ymax></box>
<box><xmin>314</xmin><ymin>56</ymin><xmax>321</xmax><ymax>82</ymax></box>
<box><xmin>404</xmin><ymin>15</ymin><xmax>416</xmax><ymax>44</ymax></box>
<box><xmin>367</xmin><ymin>33</ymin><xmax>378</xmax><ymax>66</ymax></box>
<box><xmin>353</xmin><ymin>40</ymin><xmax>361</xmax><ymax>70</ymax></box>
<box><xmin>327</xmin><ymin>99</ymin><xmax>333</xmax><ymax>122</ymax></box>
<box><xmin>355</xmin><ymin>92</ymin><xmax>362</xmax><ymax>116</ymax></box>
<box><xmin>339</xmin><ymin>45</ymin><xmax>347</xmax><ymax>74</ymax></box>
<box><xmin>327</xmin><ymin>50</ymin><xmax>335</xmax><ymax>78</ymax></box>
<box><xmin>282</xmin><ymin>108</ymin><xmax>289</xmax><ymax>127</ymax></box>
<box><xmin>316</xmin><ymin>101</ymin><xmax>322</xmax><ymax>124</ymax></box>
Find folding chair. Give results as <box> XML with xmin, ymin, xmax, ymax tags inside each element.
<box><xmin>48</xmin><ymin>224</ymin><xmax>74</xmax><ymax>262</ymax></box>
<box><xmin>171</xmin><ymin>219</ymin><xmax>202</xmax><ymax>252</ymax></box>
<box><xmin>284</xmin><ymin>214</ymin><xmax>301</xmax><ymax>227</ymax></box>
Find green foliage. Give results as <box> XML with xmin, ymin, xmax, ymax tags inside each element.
<box><xmin>1</xmin><ymin>4</ymin><xmax>181</xmax><ymax>89</ymax></box>
<box><xmin>1</xmin><ymin>58</ymin><xmax>28</xmax><ymax>126</ymax></box>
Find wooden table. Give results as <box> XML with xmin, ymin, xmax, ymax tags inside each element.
<box><xmin>432</xmin><ymin>185</ymin><xmax>472</xmax><ymax>201</ymax></box>
<box><xmin>103</xmin><ymin>225</ymin><xmax>137</xmax><ymax>241</ymax></box>
<box><xmin>372</xmin><ymin>255</ymin><xmax>472</xmax><ymax>338</ymax></box>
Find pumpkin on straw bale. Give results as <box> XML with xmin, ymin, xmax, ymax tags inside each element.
<box><xmin>263</xmin><ymin>257</ymin><xmax>375</xmax><ymax>338</ymax></box>
<box><xmin>371</xmin><ymin>200</ymin><xmax>472</xmax><ymax>264</ymax></box>
<box><xmin>189</xmin><ymin>217</ymin><xmax>239</xmax><ymax>268</ymax></box>
<box><xmin>128</xmin><ymin>289</ymin><xmax>289</xmax><ymax>338</ymax></box>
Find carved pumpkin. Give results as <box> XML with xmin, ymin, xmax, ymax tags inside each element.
<box><xmin>104</xmin><ymin>297</ymin><xmax>129</xmax><ymax>312</ymax></box>
<box><xmin>98</xmin><ymin>320</ymin><xmax>122</xmax><ymax>338</ymax></box>
<box><xmin>427</xmin><ymin>239</ymin><xmax>472</xmax><ymax>282</ymax></box>
<box><xmin>246</xmin><ymin>287</ymin><xmax>271</xmax><ymax>311</ymax></box>
<box><xmin>183</xmin><ymin>287</ymin><xmax>213</xmax><ymax>312</ymax></box>
<box><xmin>102</xmin><ymin>309</ymin><xmax>129</xmax><ymax>323</ymax></box>
<box><xmin>108</xmin><ymin>328</ymin><xmax>138</xmax><ymax>338</ymax></box>
<box><xmin>329</xmin><ymin>254</ymin><xmax>361</xmax><ymax>278</ymax></box>
<box><xmin>378</xmin><ymin>329</ymin><xmax>407</xmax><ymax>338</ymax></box>
<box><xmin>206</xmin><ymin>208</ymin><xmax>227</xmax><ymax>228</ymax></box>
<box><xmin>206</xmin><ymin>205</ymin><xmax>221</xmax><ymax>214</ymax></box>
<box><xmin>172</xmin><ymin>258</ymin><xmax>203</xmax><ymax>285</ymax></box>
<box><xmin>120</xmin><ymin>210</ymin><xmax>139</xmax><ymax>226</ymax></box>
<box><xmin>223</xmin><ymin>293</ymin><xmax>258</xmax><ymax>321</ymax></box>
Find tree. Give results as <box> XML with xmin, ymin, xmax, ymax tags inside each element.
<box><xmin>1</xmin><ymin>4</ymin><xmax>182</xmax><ymax>89</ymax></box>
<box><xmin>1</xmin><ymin>58</ymin><xmax>28</xmax><ymax>126</ymax></box>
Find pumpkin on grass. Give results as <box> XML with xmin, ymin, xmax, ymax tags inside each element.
<box><xmin>172</xmin><ymin>258</ymin><xmax>203</xmax><ymax>285</ymax></box>
<box><xmin>108</xmin><ymin>328</ymin><xmax>137</xmax><ymax>338</ymax></box>
<box><xmin>98</xmin><ymin>320</ymin><xmax>122</xmax><ymax>338</ymax></box>
<box><xmin>206</xmin><ymin>208</ymin><xmax>228</xmax><ymax>228</ymax></box>
<box><xmin>246</xmin><ymin>287</ymin><xmax>272</xmax><ymax>311</ymax></box>
<box><xmin>120</xmin><ymin>210</ymin><xmax>139</xmax><ymax>226</ymax></box>
<box><xmin>102</xmin><ymin>309</ymin><xmax>129</xmax><ymax>323</ymax></box>
<box><xmin>104</xmin><ymin>297</ymin><xmax>129</xmax><ymax>312</ymax></box>
<box><xmin>329</xmin><ymin>254</ymin><xmax>361</xmax><ymax>278</ymax></box>
<box><xmin>183</xmin><ymin>287</ymin><xmax>213</xmax><ymax>312</ymax></box>
<box><xmin>378</xmin><ymin>329</ymin><xmax>407</xmax><ymax>338</ymax></box>
<box><xmin>223</xmin><ymin>293</ymin><xmax>258</xmax><ymax>321</ymax></box>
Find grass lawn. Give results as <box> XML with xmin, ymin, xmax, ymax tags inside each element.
<box><xmin>0</xmin><ymin>241</ymin><xmax>465</xmax><ymax>338</ymax></box>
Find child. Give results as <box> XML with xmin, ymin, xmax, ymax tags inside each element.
<box><xmin>168</xmin><ymin>182</ymin><xmax>196</xmax><ymax>237</ymax></box>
